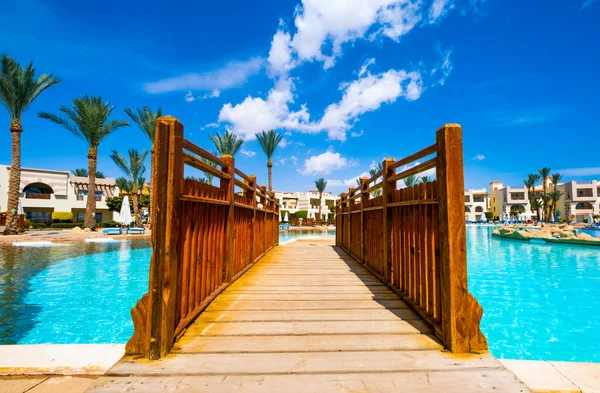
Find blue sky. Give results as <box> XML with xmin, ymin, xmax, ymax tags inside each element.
<box><xmin>1</xmin><ymin>0</ymin><xmax>599</xmax><ymax>193</ymax></box>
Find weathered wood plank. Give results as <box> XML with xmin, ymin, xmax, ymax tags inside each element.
<box><xmin>205</xmin><ymin>299</ymin><xmax>410</xmax><ymax>311</ymax></box>
<box><xmin>88</xmin><ymin>369</ymin><xmax>530</xmax><ymax>393</ymax></box>
<box><xmin>185</xmin><ymin>320</ymin><xmax>431</xmax><ymax>336</ymax></box>
<box><xmin>109</xmin><ymin>351</ymin><xmax>502</xmax><ymax>376</ymax></box>
<box><xmin>175</xmin><ymin>333</ymin><xmax>442</xmax><ymax>353</ymax></box>
<box><xmin>194</xmin><ymin>308</ymin><xmax>420</xmax><ymax>322</ymax></box>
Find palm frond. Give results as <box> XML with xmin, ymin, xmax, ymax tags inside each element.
<box><xmin>39</xmin><ymin>95</ymin><xmax>129</xmax><ymax>148</ymax></box>
<box><xmin>0</xmin><ymin>55</ymin><xmax>59</xmax><ymax>124</ymax></box>
<box><xmin>256</xmin><ymin>130</ymin><xmax>283</xmax><ymax>160</ymax></box>
<box><xmin>111</xmin><ymin>149</ymin><xmax>149</xmax><ymax>192</ymax></box>
<box><xmin>210</xmin><ymin>131</ymin><xmax>244</xmax><ymax>156</ymax></box>
<box><xmin>314</xmin><ymin>178</ymin><xmax>327</xmax><ymax>193</ymax></box>
<box><xmin>71</xmin><ymin>168</ymin><xmax>88</xmax><ymax>177</ymax></box>
<box><xmin>125</xmin><ymin>106</ymin><xmax>163</xmax><ymax>143</ymax></box>
<box><xmin>404</xmin><ymin>175</ymin><xmax>419</xmax><ymax>187</ymax></box>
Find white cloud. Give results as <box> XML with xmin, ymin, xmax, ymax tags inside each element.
<box><xmin>556</xmin><ymin>167</ymin><xmax>600</xmax><ymax>177</ymax></box>
<box><xmin>328</xmin><ymin>171</ymin><xmax>371</xmax><ymax>189</ymax></box>
<box><xmin>289</xmin><ymin>0</ymin><xmax>423</xmax><ymax>70</ymax></box>
<box><xmin>317</xmin><ymin>68</ymin><xmax>423</xmax><ymax>140</ymax></box>
<box><xmin>144</xmin><ymin>57</ymin><xmax>264</xmax><ymax>94</ymax></box>
<box><xmin>268</xmin><ymin>27</ymin><xmax>294</xmax><ymax>75</ymax></box>
<box><xmin>395</xmin><ymin>161</ymin><xmax>436</xmax><ymax>188</ymax></box>
<box><xmin>581</xmin><ymin>0</ymin><xmax>598</xmax><ymax>10</ymax></box>
<box><xmin>240</xmin><ymin>149</ymin><xmax>256</xmax><ymax>158</ymax></box>
<box><xmin>431</xmin><ymin>47</ymin><xmax>453</xmax><ymax>86</ymax></box>
<box><xmin>299</xmin><ymin>150</ymin><xmax>357</xmax><ymax>175</ymax></box>
<box><xmin>218</xmin><ymin>67</ymin><xmax>422</xmax><ymax>141</ymax></box>
<box><xmin>429</xmin><ymin>0</ymin><xmax>454</xmax><ymax>23</ymax></box>
<box><xmin>472</xmin><ymin>154</ymin><xmax>485</xmax><ymax>161</ymax></box>
<box><xmin>278</xmin><ymin>158</ymin><xmax>288</xmax><ymax>165</ymax></box>
<box><xmin>201</xmin><ymin>122</ymin><xmax>219</xmax><ymax>130</ymax></box>
<box><xmin>290</xmin><ymin>156</ymin><xmax>298</xmax><ymax>164</ymax></box>
<box><xmin>359</xmin><ymin>58</ymin><xmax>376</xmax><ymax>77</ymax></box>
<box><xmin>185</xmin><ymin>89</ymin><xmax>221</xmax><ymax>102</ymax></box>
<box><xmin>279</xmin><ymin>138</ymin><xmax>290</xmax><ymax>148</ymax></box>
<box><xmin>350</xmin><ymin>130</ymin><xmax>364</xmax><ymax>137</ymax></box>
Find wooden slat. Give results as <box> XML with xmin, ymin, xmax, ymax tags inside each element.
<box><xmin>387</xmin><ymin>158</ymin><xmax>436</xmax><ymax>183</ymax></box>
<box><xmin>234</xmin><ymin>168</ymin><xmax>251</xmax><ymax>183</ymax></box>
<box><xmin>387</xmin><ymin>198</ymin><xmax>438</xmax><ymax>207</ymax></box>
<box><xmin>234</xmin><ymin>178</ymin><xmax>254</xmax><ymax>192</ymax></box>
<box><xmin>183</xmin><ymin>152</ymin><xmax>230</xmax><ymax>180</ymax></box>
<box><xmin>389</xmin><ymin>143</ymin><xmax>436</xmax><ymax>170</ymax></box>
<box><xmin>180</xmin><ymin>195</ymin><xmax>229</xmax><ymax>205</ymax></box>
<box><xmin>183</xmin><ymin>139</ymin><xmax>228</xmax><ymax>168</ymax></box>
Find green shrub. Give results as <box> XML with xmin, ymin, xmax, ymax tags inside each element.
<box><xmin>97</xmin><ymin>221</ymin><xmax>121</xmax><ymax>228</ymax></box>
<box><xmin>484</xmin><ymin>212</ymin><xmax>493</xmax><ymax>220</ymax></box>
<box><xmin>50</xmin><ymin>222</ymin><xmax>84</xmax><ymax>229</ymax></box>
<box><xmin>51</xmin><ymin>211</ymin><xmax>73</xmax><ymax>223</ymax></box>
<box><xmin>295</xmin><ymin>210</ymin><xmax>308</xmax><ymax>219</ymax></box>
<box><xmin>26</xmin><ymin>221</ymin><xmax>47</xmax><ymax>229</ymax></box>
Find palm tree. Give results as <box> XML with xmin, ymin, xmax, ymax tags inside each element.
<box><xmin>124</xmin><ymin>106</ymin><xmax>163</xmax><ymax>144</ymax></box>
<box><xmin>531</xmin><ymin>199</ymin><xmax>542</xmax><ymax>221</ymax></box>
<box><xmin>71</xmin><ymin>168</ymin><xmax>106</xmax><ymax>178</ymax></box>
<box><xmin>370</xmin><ymin>162</ymin><xmax>383</xmax><ymax>177</ymax></box>
<box><xmin>201</xmin><ymin>150</ymin><xmax>219</xmax><ymax>185</ymax></box>
<box><xmin>314</xmin><ymin>178</ymin><xmax>327</xmax><ymax>224</ymax></box>
<box><xmin>523</xmin><ymin>173</ymin><xmax>540</xmax><ymax>213</ymax></box>
<box><xmin>420</xmin><ymin>176</ymin><xmax>433</xmax><ymax>184</ymax></box>
<box><xmin>256</xmin><ymin>130</ymin><xmax>283</xmax><ymax>191</ymax></box>
<box><xmin>110</xmin><ymin>149</ymin><xmax>149</xmax><ymax>227</ymax></box>
<box><xmin>125</xmin><ymin>106</ymin><xmax>163</xmax><ymax>226</ymax></box>
<box><xmin>209</xmin><ymin>131</ymin><xmax>244</xmax><ymax>157</ymax></box>
<box><xmin>550</xmin><ymin>173</ymin><xmax>562</xmax><ymax>190</ymax></box>
<box><xmin>39</xmin><ymin>95</ymin><xmax>129</xmax><ymax>229</ymax></box>
<box><xmin>404</xmin><ymin>175</ymin><xmax>419</xmax><ymax>188</ymax></box>
<box><xmin>549</xmin><ymin>189</ymin><xmax>562</xmax><ymax>221</ymax></box>
<box><xmin>0</xmin><ymin>55</ymin><xmax>60</xmax><ymax>234</ymax></box>
<box><xmin>538</xmin><ymin>167</ymin><xmax>551</xmax><ymax>220</ymax></box>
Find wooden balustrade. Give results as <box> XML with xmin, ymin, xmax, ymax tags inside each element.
<box><xmin>335</xmin><ymin>124</ymin><xmax>487</xmax><ymax>353</ymax></box>
<box><xmin>126</xmin><ymin>117</ymin><xmax>280</xmax><ymax>359</ymax></box>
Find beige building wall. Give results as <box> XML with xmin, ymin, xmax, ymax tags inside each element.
<box><xmin>0</xmin><ymin>165</ymin><xmax>119</xmax><ymax>223</ymax></box>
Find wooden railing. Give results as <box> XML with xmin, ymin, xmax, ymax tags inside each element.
<box><xmin>127</xmin><ymin>117</ymin><xmax>280</xmax><ymax>359</ymax></box>
<box><xmin>335</xmin><ymin>124</ymin><xmax>487</xmax><ymax>353</ymax></box>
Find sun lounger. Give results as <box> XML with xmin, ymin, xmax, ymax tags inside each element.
<box><xmin>103</xmin><ymin>228</ymin><xmax>122</xmax><ymax>236</ymax></box>
<box><xmin>128</xmin><ymin>227</ymin><xmax>146</xmax><ymax>235</ymax></box>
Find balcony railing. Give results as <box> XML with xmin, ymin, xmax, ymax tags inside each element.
<box><xmin>25</xmin><ymin>193</ymin><xmax>51</xmax><ymax>200</ymax></box>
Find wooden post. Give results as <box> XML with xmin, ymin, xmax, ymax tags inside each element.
<box><xmin>146</xmin><ymin>116</ymin><xmax>184</xmax><ymax>360</ymax></box>
<box><xmin>246</xmin><ymin>175</ymin><xmax>257</xmax><ymax>263</ymax></box>
<box><xmin>339</xmin><ymin>193</ymin><xmax>346</xmax><ymax>247</ymax></box>
<box><xmin>260</xmin><ymin>185</ymin><xmax>267</xmax><ymax>254</ymax></box>
<box><xmin>348</xmin><ymin>187</ymin><xmax>356</xmax><ymax>257</ymax></box>
<box><xmin>381</xmin><ymin>158</ymin><xmax>396</xmax><ymax>284</ymax></box>
<box><xmin>360</xmin><ymin>177</ymin><xmax>370</xmax><ymax>264</ymax></box>
<box><xmin>220</xmin><ymin>155</ymin><xmax>235</xmax><ymax>283</ymax></box>
<box><xmin>436</xmin><ymin>124</ymin><xmax>487</xmax><ymax>353</ymax></box>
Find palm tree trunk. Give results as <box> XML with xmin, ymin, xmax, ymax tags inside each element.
<box><xmin>318</xmin><ymin>191</ymin><xmax>322</xmax><ymax>224</ymax></box>
<box><xmin>132</xmin><ymin>192</ymin><xmax>140</xmax><ymax>227</ymax></box>
<box><xmin>85</xmin><ymin>147</ymin><xmax>98</xmax><ymax>230</ymax></box>
<box><xmin>267</xmin><ymin>160</ymin><xmax>273</xmax><ymax>192</ymax></box>
<box><xmin>4</xmin><ymin>124</ymin><xmax>22</xmax><ymax>235</ymax></box>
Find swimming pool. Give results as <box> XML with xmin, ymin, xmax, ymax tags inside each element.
<box><xmin>1</xmin><ymin>229</ymin><xmax>598</xmax><ymax>363</ymax></box>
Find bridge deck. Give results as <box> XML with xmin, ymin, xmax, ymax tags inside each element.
<box><xmin>87</xmin><ymin>239</ymin><xmax>530</xmax><ymax>393</ymax></box>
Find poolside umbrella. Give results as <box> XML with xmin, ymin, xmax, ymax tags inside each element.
<box><xmin>549</xmin><ymin>212</ymin><xmax>555</xmax><ymax>223</ymax></box>
<box><xmin>284</xmin><ymin>212</ymin><xmax>289</xmax><ymax>222</ymax></box>
<box><xmin>588</xmin><ymin>212</ymin><xmax>594</xmax><ymax>224</ymax></box>
<box><xmin>118</xmin><ymin>196</ymin><xmax>132</xmax><ymax>226</ymax></box>
<box><xmin>481</xmin><ymin>213</ymin><xmax>487</xmax><ymax>223</ymax></box>
<box><xmin>279</xmin><ymin>211</ymin><xmax>283</xmax><ymax>222</ymax></box>
<box><xmin>17</xmin><ymin>199</ymin><xmax>24</xmax><ymax>215</ymax></box>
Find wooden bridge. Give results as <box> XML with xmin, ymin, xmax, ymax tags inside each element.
<box><xmin>86</xmin><ymin>119</ymin><xmax>530</xmax><ymax>392</ymax></box>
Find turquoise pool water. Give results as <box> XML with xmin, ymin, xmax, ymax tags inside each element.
<box><xmin>1</xmin><ymin>229</ymin><xmax>599</xmax><ymax>363</ymax></box>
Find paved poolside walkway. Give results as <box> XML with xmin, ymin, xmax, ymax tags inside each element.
<box><xmin>86</xmin><ymin>239</ymin><xmax>530</xmax><ymax>392</ymax></box>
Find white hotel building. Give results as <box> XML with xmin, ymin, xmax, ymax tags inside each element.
<box><xmin>0</xmin><ymin>165</ymin><xmax>120</xmax><ymax>224</ymax></box>
<box><xmin>275</xmin><ymin>190</ymin><xmax>338</xmax><ymax>221</ymax></box>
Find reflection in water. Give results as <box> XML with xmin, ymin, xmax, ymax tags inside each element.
<box><xmin>0</xmin><ymin>239</ymin><xmax>150</xmax><ymax>344</ymax></box>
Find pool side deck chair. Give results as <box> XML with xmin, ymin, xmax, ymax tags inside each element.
<box><xmin>127</xmin><ymin>227</ymin><xmax>146</xmax><ymax>235</ymax></box>
<box><xmin>103</xmin><ymin>228</ymin><xmax>122</xmax><ymax>236</ymax></box>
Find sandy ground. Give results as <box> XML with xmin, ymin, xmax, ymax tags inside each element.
<box><xmin>0</xmin><ymin>229</ymin><xmax>150</xmax><ymax>244</ymax></box>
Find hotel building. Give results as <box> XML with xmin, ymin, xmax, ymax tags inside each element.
<box><xmin>275</xmin><ymin>190</ymin><xmax>339</xmax><ymax>221</ymax></box>
<box><xmin>464</xmin><ymin>188</ymin><xmax>489</xmax><ymax>221</ymax></box>
<box><xmin>0</xmin><ymin>165</ymin><xmax>120</xmax><ymax>224</ymax></box>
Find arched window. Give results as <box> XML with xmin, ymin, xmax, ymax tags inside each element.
<box><xmin>475</xmin><ymin>206</ymin><xmax>484</xmax><ymax>212</ymax></box>
<box><xmin>23</xmin><ymin>183</ymin><xmax>54</xmax><ymax>199</ymax></box>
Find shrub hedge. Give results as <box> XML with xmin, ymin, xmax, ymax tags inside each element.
<box><xmin>50</xmin><ymin>222</ymin><xmax>84</xmax><ymax>229</ymax></box>
<box><xmin>51</xmin><ymin>211</ymin><xmax>73</xmax><ymax>223</ymax></box>
<box><xmin>295</xmin><ymin>210</ymin><xmax>308</xmax><ymax>219</ymax></box>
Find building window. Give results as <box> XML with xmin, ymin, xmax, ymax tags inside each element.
<box><xmin>76</xmin><ymin>212</ymin><xmax>103</xmax><ymax>223</ymax></box>
<box><xmin>25</xmin><ymin>211</ymin><xmax>51</xmax><ymax>223</ymax></box>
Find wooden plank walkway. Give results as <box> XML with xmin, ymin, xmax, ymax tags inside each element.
<box><xmin>87</xmin><ymin>239</ymin><xmax>530</xmax><ymax>393</ymax></box>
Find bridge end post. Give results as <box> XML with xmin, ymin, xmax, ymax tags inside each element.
<box><xmin>381</xmin><ymin>158</ymin><xmax>396</xmax><ymax>284</ymax></box>
<box><xmin>436</xmin><ymin>124</ymin><xmax>488</xmax><ymax>353</ymax></box>
<box><xmin>359</xmin><ymin>177</ymin><xmax>370</xmax><ymax>263</ymax></box>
